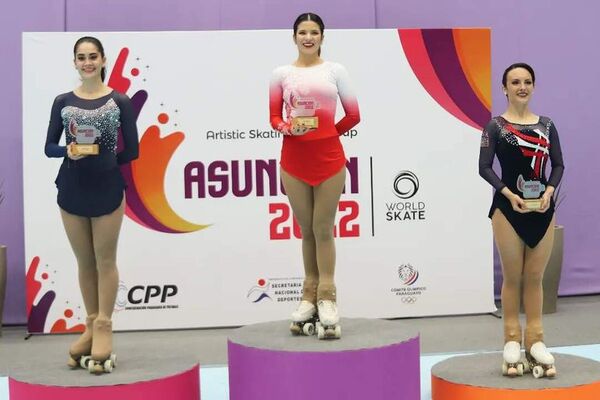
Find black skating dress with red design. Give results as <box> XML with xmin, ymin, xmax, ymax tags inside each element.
<box><xmin>479</xmin><ymin>116</ymin><xmax>564</xmax><ymax>247</ymax></box>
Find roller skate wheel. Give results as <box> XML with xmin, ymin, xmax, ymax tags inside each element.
<box><xmin>80</xmin><ymin>355</ymin><xmax>92</xmax><ymax>369</ymax></box>
<box><xmin>532</xmin><ymin>365</ymin><xmax>544</xmax><ymax>378</ymax></box>
<box><xmin>111</xmin><ymin>353</ymin><xmax>117</xmax><ymax>367</ymax></box>
<box><xmin>334</xmin><ymin>325</ymin><xmax>341</xmax><ymax>339</ymax></box>
<box><xmin>87</xmin><ymin>360</ymin><xmax>96</xmax><ymax>373</ymax></box>
<box><xmin>103</xmin><ymin>359</ymin><xmax>114</xmax><ymax>373</ymax></box>
<box><xmin>517</xmin><ymin>363</ymin><xmax>524</xmax><ymax>376</ymax></box>
<box><xmin>317</xmin><ymin>324</ymin><xmax>325</xmax><ymax>340</ymax></box>
<box><xmin>501</xmin><ymin>362</ymin><xmax>508</xmax><ymax>375</ymax></box>
<box><xmin>546</xmin><ymin>366</ymin><xmax>556</xmax><ymax>378</ymax></box>
<box><xmin>303</xmin><ymin>323</ymin><xmax>315</xmax><ymax>336</ymax></box>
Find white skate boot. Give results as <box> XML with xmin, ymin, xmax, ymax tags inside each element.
<box><xmin>502</xmin><ymin>341</ymin><xmax>524</xmax><ymax>376</ymax></box>
<box><xmin>290</xmin><ymin>301</ymin><xmax>317</xmax><ymax>336</ymax></box>
<box><xmin>526</xmin><ymin>342</ymin><xmax>556</xmax><ymax>378</ymax></box>
<box><xmin>316</xmin><ymin>300</ymin><xmax>341</xmax><ymax>340</ymax></box>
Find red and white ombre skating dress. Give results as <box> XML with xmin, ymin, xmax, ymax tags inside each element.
<box><xmin>269</xmin><ymin>61</ymin><xmax>360</xmax><ymax>186</ymax></box>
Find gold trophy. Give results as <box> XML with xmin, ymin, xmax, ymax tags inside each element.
<box><xmin>68</xmin><ymin>119</ymin><xmax>100</xmax><ymax>155</ymax></box>
<box><xmin>291</xmin><ymin>95</ymin><xmax>319</xmax><ymax>130</ymax></box>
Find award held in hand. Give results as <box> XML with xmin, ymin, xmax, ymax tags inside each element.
<box><xmin>517</xmin><ymin>174</ymin><xmax>545</xmax><ymax>211</ymax></box>
<box><xmin>291</xmin><ymin>95</ymin><xmax>319</xmax><ymax>130</ymax></box>
<box><xmin>69</xmin><ymin>119</ymin><xmax>100</xmax><ymax>155</ymax></box>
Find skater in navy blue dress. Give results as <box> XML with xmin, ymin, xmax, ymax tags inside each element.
<box><xmin>479</xmin><ymin>63</ymin><xmax>564</xmax><ymax>378</ymax></box>
<box><xmin>45</xmin><ymin>36</ymin><xmax>138</xmax><ymax>373</ymax></box>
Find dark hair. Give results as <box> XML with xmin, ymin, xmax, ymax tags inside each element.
<box><xmin>73</xmin><ymin>36</ymin><xmax>106</xmax><ymax>81</ymax></box>
<box><xmin>502</xmin><ymin>62</ymin><xmax>535</xmax><ymax>88</ymax></box>
<box><xmin>293</xmin><ymin>13</ymin><xmax>325</xmax><ymax>56</ymax></box>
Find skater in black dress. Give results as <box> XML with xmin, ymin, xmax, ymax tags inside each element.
<box><xmin>44</xmin><ymin>36</ymin><xmax>138</xmax><ymax>373</ymax></box>
<box><xmin>479</xmin><ymin>63</ymin><xmax>564</xmax><ymax>377</ymax></box>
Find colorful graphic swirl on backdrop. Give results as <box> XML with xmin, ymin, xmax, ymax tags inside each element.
<box><xmin>399</xmin><ymin>29</ymin><xmax>491</xmax><ymax>130</ymax></box>
<box><xmin>108</xmin><ymin>47</ymin><xmax>209</xmax><ymax>234</ymax></box>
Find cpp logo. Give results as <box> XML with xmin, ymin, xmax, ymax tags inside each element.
<box><xmin>114</xmin><ymin>283</ymin><xmax>179</xmax><ymax>311</ymax></box>
<box><xmin>128</xmin><ymin>285</ymin><xmax>178</xmax><ymax>304</ymax></box>
<box><xmin>393</xmin><ymin>171</ymin><xmax>419</xmax><ymax>199</ymax></box>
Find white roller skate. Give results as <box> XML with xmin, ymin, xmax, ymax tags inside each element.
<box><xmin>502</xmin><ymin>341</ymin><xmax>524</xmax><ymax>377</ymax></box>
<box><xmin>525</xmin><ymin>342</ymin><xmax>556</xmax><ymax>378</ymax></box>
<box><xmin>85</xmin><ymin>318</ymin><xmax>117</xmax><ymax>374</ymax></box>
<box><xmin>316</xmin><ymin>300</ymin><xmax>341</xmax><ymax>340</ymax></box>
<box><xmin>290</xmin><ymin>301</ymin><xmax>318</xmax><ymax>336</ymax></box>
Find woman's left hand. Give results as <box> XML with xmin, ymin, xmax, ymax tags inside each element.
<box><xmin>536</xmin><ymin>187</ymin><xmax>554</xmax><ymax>213</ymax></box>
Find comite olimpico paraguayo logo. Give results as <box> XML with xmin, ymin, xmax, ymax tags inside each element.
<box><xmin>390</xmin><ymin>264</ymin><xmax>427</xmax><ymax>303</ymax></box>
<box><xmin>398</xmin><ymin>264</ymin><xmax>419</xmax><ymax>285</ymax></box>
<box><xmin>385</xmin><ymin>170</ymin><xmax>426</xmax><ymax>222</ymax></box>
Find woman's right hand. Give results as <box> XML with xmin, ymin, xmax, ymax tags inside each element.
<box><xmin>67</xmin><ymin>143</ymin><xmax>86</xmax><ymax>161</ymax></box>
<box><xmin>507</xmin><ymin>192</ymin><xmax>531</xmax><ymax>213</ymax></box>
<box><xmin>500</xmin><ymin>187</ymin><xmax>530</xmax><ymax>213</ymax></box>
<box><xmin>291</xmin><ymin>125</ymin><xmax>315</xmax><ymax>136</ymax></box>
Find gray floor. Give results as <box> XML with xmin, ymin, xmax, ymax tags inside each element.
<box><xmin>0</xmin><ymin>295</ymin><xmax>599</xmax><ymax>376</ymax></box>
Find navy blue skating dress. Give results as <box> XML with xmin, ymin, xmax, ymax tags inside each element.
<box><xmin>44</xmin><ymin>91</ymin><xmax>139</xmax><ymax>217</ymax></box>
<box><xmin>478</xmin><ymin>116</ymin><xmax>564</xmax><ymax>247</ymax></box>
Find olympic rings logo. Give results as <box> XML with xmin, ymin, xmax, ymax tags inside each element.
<box><xmin>393</xmin><ymin>171</ymin><xmax>419</xmax><ymax>199</ymax></box>
<box><xmin>401</xmin><ymin>296</ymin><xmax>418</xmax><ymax>304</ymax></box>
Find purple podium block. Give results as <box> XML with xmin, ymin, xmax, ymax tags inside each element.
<box><xmin>228</xmin><ymin>318</ymin><xmax>420</xmax><ymax>400</ymax></box>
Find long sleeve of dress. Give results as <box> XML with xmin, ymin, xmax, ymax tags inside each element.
<box><xmin>333</xmin><ymin>64</ymin><xmax>360</xmax><ymax>135</ymax></box>
<box><xmin>44</xmin><ymin>96</ymin><xmax>67</xmax><ymax>158</ymax></box>
<box><xmin>478</xmin><ymin>120</ymin><xmax>505</xmax><ymax>191</ymax></box>
<box><xmin>114</xmin><ymin>93</ymin><xmax>139</xmax><ymax>165</ymax></box>
<box><xmin>546</xmin><ymin>120</ymin><xmax>565</xmax><ymax>188</ymax></box>
<box><xmin>269</xmin><ymin>68</ymin><xmax>292</xmax><ymax>135</ymax></box>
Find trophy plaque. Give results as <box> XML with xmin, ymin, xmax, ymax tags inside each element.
<box><xmin>292</xmin><ymin>116</ymin><xmax>319</xmax><ymax>129</ymax></box>
<box><xmin>69</xmin><ymin>119</ymin><xmax>100</xmax><ymax>155</ymax></box>
<box><xmin>523</xmin><ymin>199</ymin><xmax>542</xmax><ymax>211</ymax></box>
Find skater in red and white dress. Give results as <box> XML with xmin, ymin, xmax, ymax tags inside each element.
<box><xmin>269</xmin><ymin>12</ymin><xmax>360</xmax><ymax>339</ymax></box>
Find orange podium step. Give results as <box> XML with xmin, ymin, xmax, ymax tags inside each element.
<box><xmin>432</xmin><ymin>352</ymin><xmax>600</xmax><ymax>400</ymax></box>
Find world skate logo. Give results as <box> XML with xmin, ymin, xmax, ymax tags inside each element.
<box><xmin>398</xmin><ymin>264</ymin><xmax>419</xmax><ymax>286</ymax></box>
<box><xmin>385</xmin><ymin>170</ymin><xmax>426</xmax><ymax>223</ymax></box>
<box><xmin>247</xmin><ymin>277</ymin><xmax>304</xmax><ymax>304</ymax></box>
<box><xmin>393</xmin><ymin>171</ymin><xmax>419</xmax><ymax>199</ymax></box>
<box><xmin>516</xmin><ymin>174</ymin><xmax>545</xmax><ymax>199</ymax></box>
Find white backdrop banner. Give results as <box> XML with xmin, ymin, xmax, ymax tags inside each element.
<box><xmin>23</xmin><ymin>29</ymin><xmax>494</xmax><ymax>333</ymax></box>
